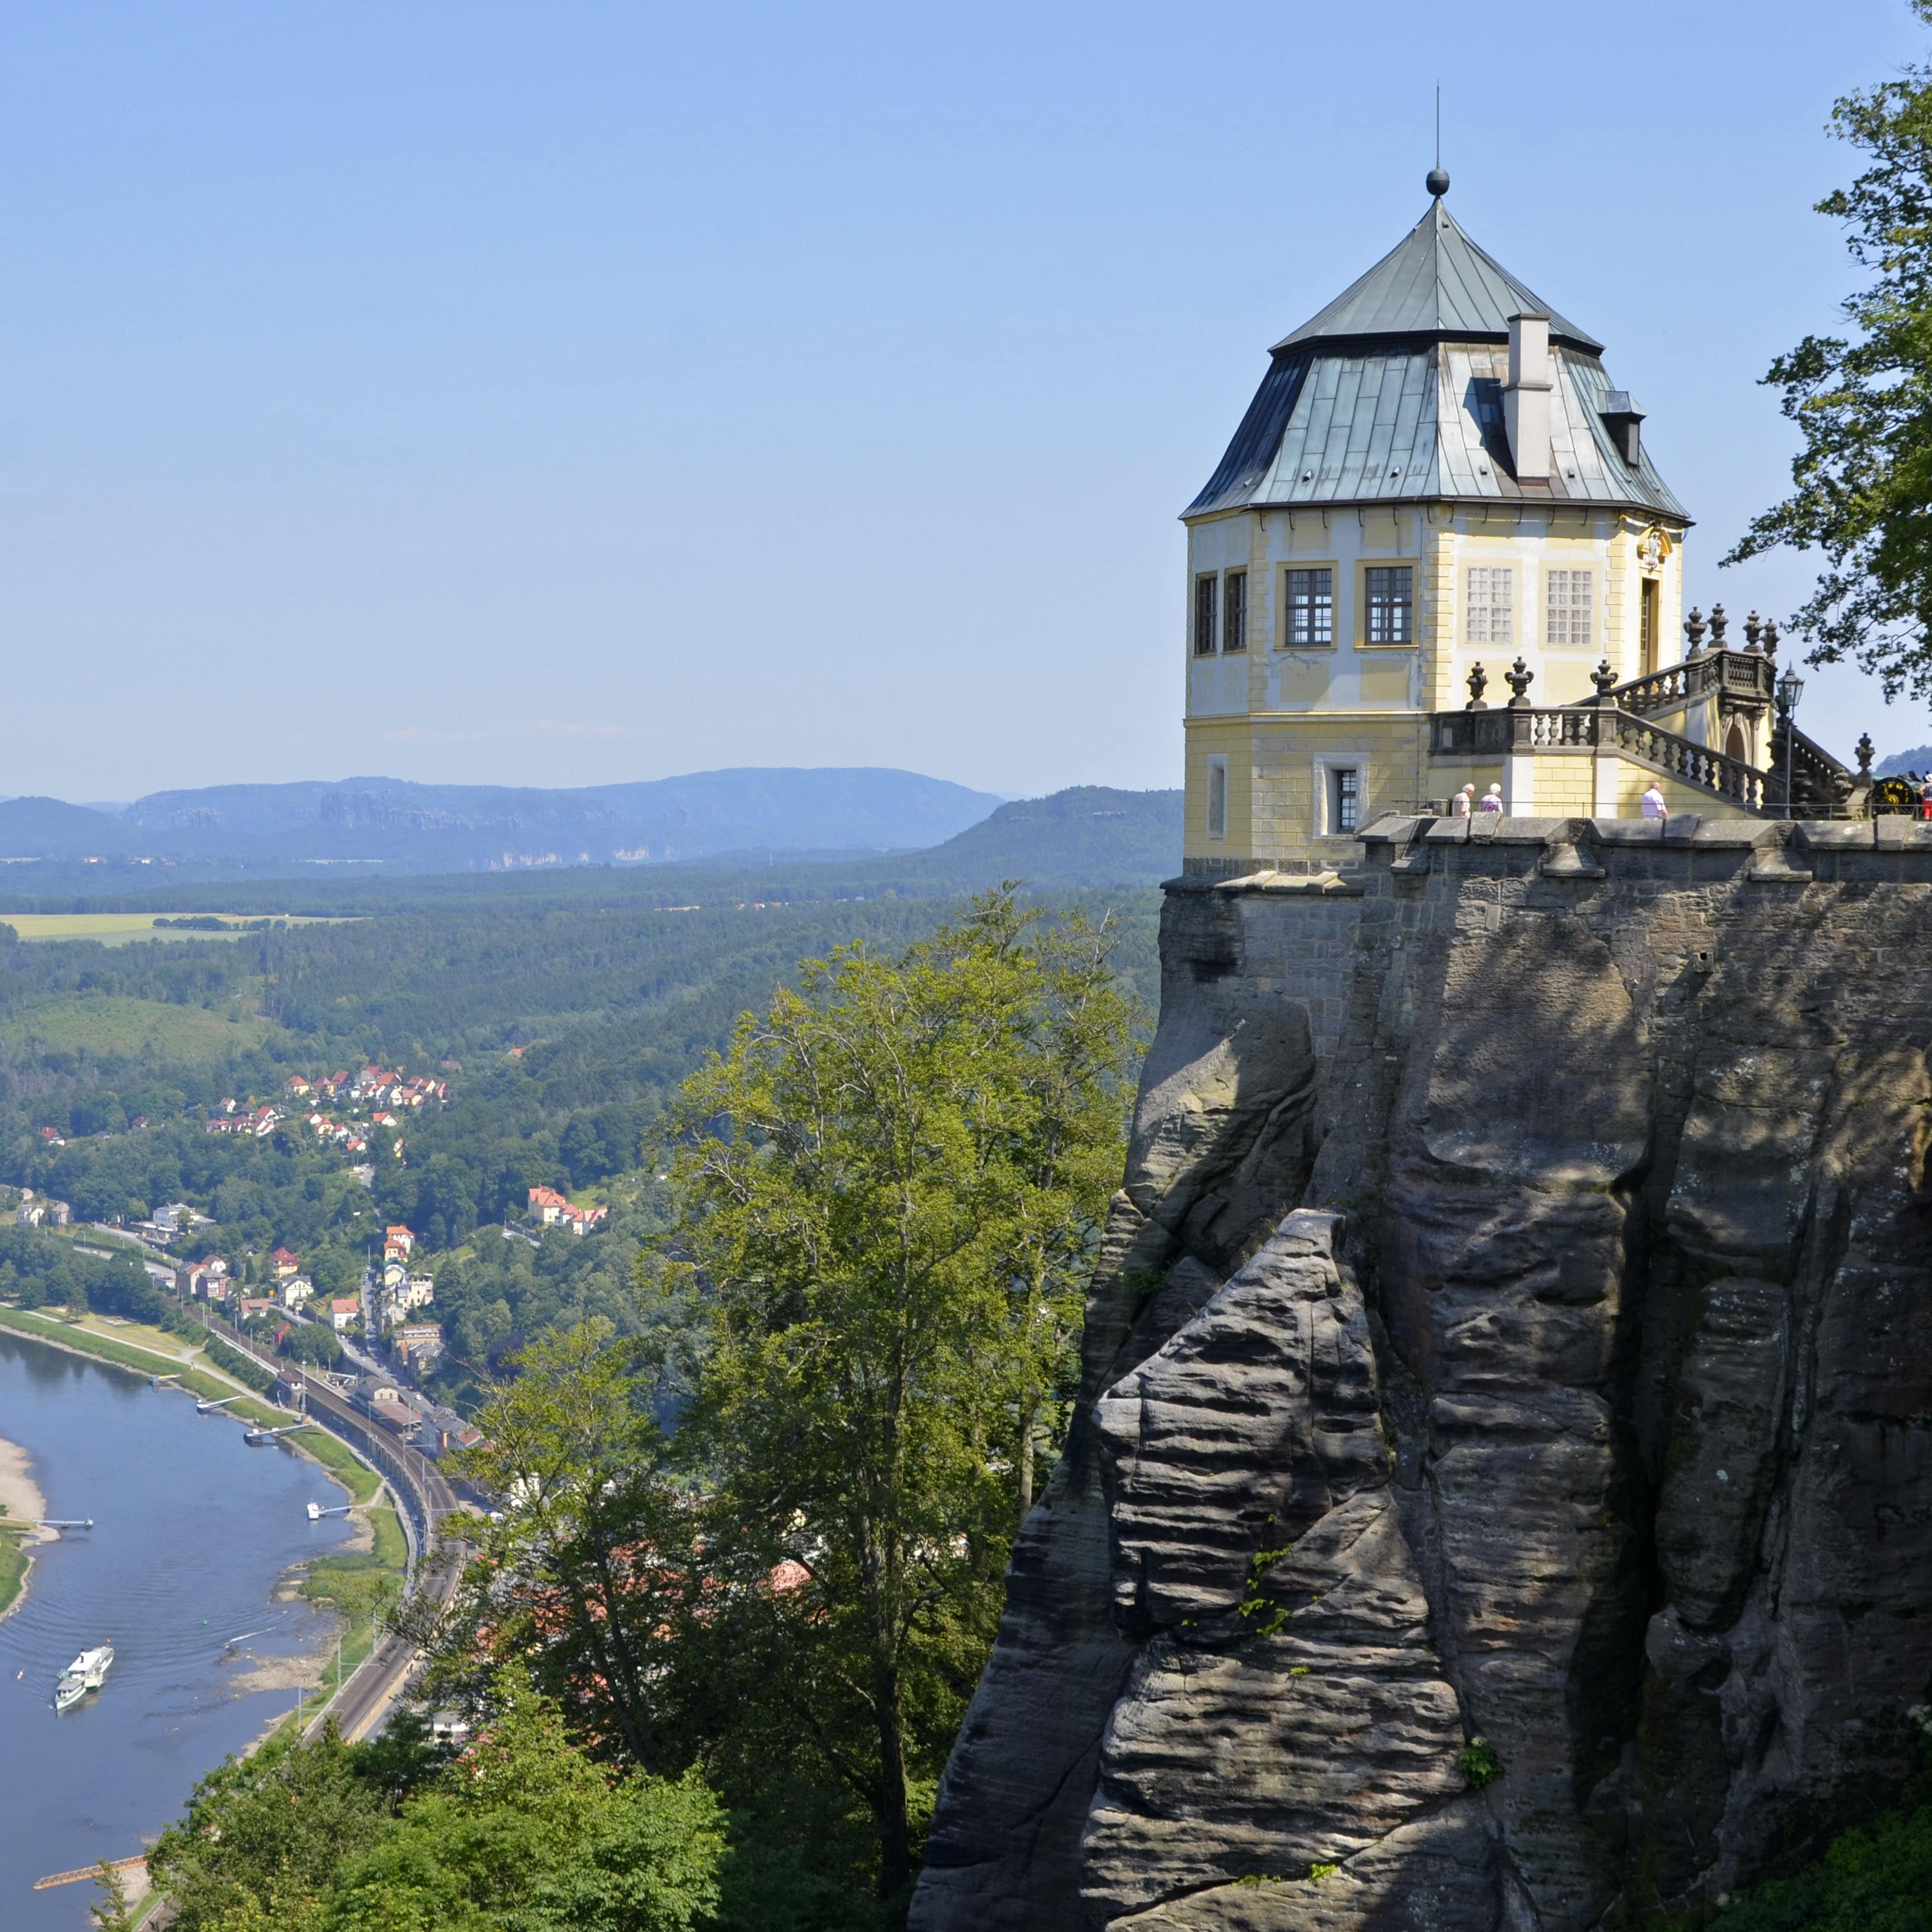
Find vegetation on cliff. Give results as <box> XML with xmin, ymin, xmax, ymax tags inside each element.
<box><xmin>1730</xmin><ymin>0</ymin><xmax>1932</xmax><ymax>700</ymax></box>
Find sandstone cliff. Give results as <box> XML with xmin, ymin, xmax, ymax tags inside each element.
<box><xmin>913</xmin><ymin>814</ymin><xmax>1932</xmax><ymax>1930</ymax></box>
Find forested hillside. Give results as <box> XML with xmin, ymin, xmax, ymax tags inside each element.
<box><xmin>0</xmin><ymin>877</ymin><xmax>1158</xmax><ymax>1402</ymax></box>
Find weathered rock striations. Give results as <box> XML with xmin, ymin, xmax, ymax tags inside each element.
<box><xmin>914</xmin><ymin>816</ymin><xmax>1932</xmax><ymax>1930</ymax></box>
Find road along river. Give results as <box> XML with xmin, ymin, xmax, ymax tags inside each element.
<box><xmin>0</xmin><ymin>1328</ymin><xmax>359</xmax><ymax>1928</ymax></box>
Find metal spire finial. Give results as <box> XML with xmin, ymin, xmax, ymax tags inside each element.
<box><xmin>1426</xmin><ymin>86</ymin><xmax>1448</xmax><ymax>198</ymax></box>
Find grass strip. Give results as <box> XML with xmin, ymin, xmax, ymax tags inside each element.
<box><xmin>0</xmin><ymin>1525</ymin><xmax>29</xmax><ymax>1619</ymax></box>
<box><xmin>303</xmin><ymin>1503</ymin><xmax>410</xmax><ymax>1683</ymax></box>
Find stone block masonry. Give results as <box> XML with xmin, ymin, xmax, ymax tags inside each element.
<box><xmin>913</xmin><ymin>811</ymin><xmax>1932</xmax><ymax>1931</ymax></box>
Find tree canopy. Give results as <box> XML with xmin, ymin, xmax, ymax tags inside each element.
<box><xmin>424</xmin><ymin>890</ymin><xmax>1138</xmax><ymax>1912</ymax></box>
<box><xmin>1728</xmin><ymin>0</ymin><xmax>1932</xmax><ymax>700</ymax></box>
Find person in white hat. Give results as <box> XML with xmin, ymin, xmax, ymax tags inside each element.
<box><xmin>1476</xmin><ymin>783</ymin><xmax>1503</xmax><ymax>814</ymax></box>
<box><xmin>1453</xmin><ymin>784</ymin><xmax>1476</xmax><ymax>817</ymax></box>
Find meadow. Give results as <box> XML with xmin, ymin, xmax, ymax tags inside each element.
<box><xmin>0</xmin><ymin>993</ymin><xmax>277</xmax><ymax>1062</ymax></box>
<box><xmin>0</xmin><ymin>913</ymin><xmax>347</xmax><ymax>946</ymax></box>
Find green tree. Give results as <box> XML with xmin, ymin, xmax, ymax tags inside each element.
<box><xmin>324</xmin><ymin>1671</ymin><xmax>725</xmax><ymax>1932</ymax></box>
<box><xmin>661</xmin><ymin>889</ymin><xmax>1135</xmax><ymax>1902</ymax></box>
<box><xmin>1728</xmin><ymin>2</ymin><xmax>1932</xmax><ymax>697</ymax></box>
<box><xmin>147</xmin><ymin>1722</ymin><xmax>391</xmax><ymax>1932</ymax></box>
<box><xmin>88</xmin><ymin>1859</ymin><xmax>137</xmax><ymax>1932</ymax></box>
<box><xmin>441</xmin><ymin>1324</ymin><xmax>702</xmax><ymax>1771</ymax></box>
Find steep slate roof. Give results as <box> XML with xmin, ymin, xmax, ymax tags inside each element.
<box><xmin>1274</xmin><ymin>201</ymin><xmax>1600</xmax><ymax>355</ymax></box>
<box><xmin>1188</xmin><ymin>198</ymin><xmax>1684</xmax><ymax>521</ymax></box>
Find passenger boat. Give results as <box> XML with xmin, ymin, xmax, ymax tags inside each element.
<box><xmin>53</xmin><ymin>1643</ymin><xmax>113</xmax><ymax>1712</ymax></box>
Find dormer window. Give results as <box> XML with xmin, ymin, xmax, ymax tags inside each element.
<box><xmin>1193</xmin><ymin>575</ymin><xmax>1219</xmax><ymax>656</ymax></box>
<box><xmin>1598</xmin><ymin>391</ymin><xmax>1646</xmax><ymax>467</ymax></box>
<box><xmin>1366</xmin><ymin>566</ymin><xmax>1413</xmax><ymax>645</ymax></box>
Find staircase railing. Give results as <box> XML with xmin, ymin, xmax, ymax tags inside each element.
<box><xmin>1601</xmin><ymin>649</ymin><xmax>1777</xmax><ymax>718</ymax></box>
<box><xmin>1428</xmin><ymin>704</ymin><xmax>1767</xmax><ymax>811</ymax></box>
<box><xmin>1613</xmin><ymin>714</ymin><xmax>1766</xmax><ymax>810</ymax></box>
<box><xmin>1769</xmin><ymin>718</ymin><xmax>1859</xmax><ymax>810</ymax></box>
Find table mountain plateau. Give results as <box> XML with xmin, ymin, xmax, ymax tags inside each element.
<box><xmin>914</xmin><ymin>812</ymin><xmax>1932</xmax><ymax>1930</ymax></box>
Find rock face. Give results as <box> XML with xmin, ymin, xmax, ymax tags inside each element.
<box><xmin>913</xmin><ymin>816</ymin><xmax>1932</xmax><ymax>1930</ymax></box>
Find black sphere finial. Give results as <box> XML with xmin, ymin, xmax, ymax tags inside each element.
<box><xmin>1426</xmin><ymin>166</ymin><xmax>1450</xmax><ymax>197</ymax></box>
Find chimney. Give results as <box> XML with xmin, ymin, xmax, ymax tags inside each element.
<box><xmin>1504</xmin><ymin>311</ymin><xmax>1551</xmax><ymax>481</ymax></box>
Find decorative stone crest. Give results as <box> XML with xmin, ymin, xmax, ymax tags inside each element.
<box><xmin>1466</xmin><ymin>662</ymin><xmax>1489</xmax><ymax>711</ymax></box>
<box><xmin>1685</xmin><ymin>607</ymin><xmax>1708</xmax><ymax>653</ymax></box>
<box><xmin>1504</xmin><ymin>656</ymin><xmax>1535</xmax><ymax>707</ymax></box>
<box><xmin>1708</xmin><ymin>603</ymin><xmax>1730</xmax><ymax>646</ymax></box>
<box><xmin>1857</xmin><ymin>732</ymin><xmax>1875</xmax><ymax>777</ymax></box>
<box><xmin>1744</xmin><ymin>610</ymin><xmax>1764</xmax><ymax>652</ymax></box>
<box><xmin>1591</xmin><ymin>658</ymin><xmax>1619</xmax><ymax>698</ymax></box>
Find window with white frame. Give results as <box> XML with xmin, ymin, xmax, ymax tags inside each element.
<box><xmin>1193</xmin><ymin>575</ymin><xmax>1219</xmax><ymax>656</ymax></box>
<box><xmin>1545</xmin><ymin>568</ymin><xmax>1594</xmax><ymax>646</ymax></box>
<box><xmin>1365</xmin><ymin>566</ymin><xmax>1413</xmax><ymax>645</ymax></box>
<box><xmin>1313</xmin><ymin>755</ymin><xmax>1368</xmax><ymax>838</ymax></box>
<box><xmin>1206</xmin><ymin>756</ymin><xmax>1228</xmax><ymax>838</ymax></box>
<box><xmin>1223</xmin><ymin>571</ymin><xmax>1247</xmax><ymax>652</ymax></box>
<box><xmin>1466</xmin><ymin>566</ymin><xmax>1514</xmax><ymax>646</ymax></box>
<box><xmin>1284</xmin><ymin>567</ymin><xmax>1333</xmax><ymax>647</ymax></box>
<box><xmin>1332</xmin><ymin>767</ymin><xmax>1360</xmax><ymax>834</ymax></box>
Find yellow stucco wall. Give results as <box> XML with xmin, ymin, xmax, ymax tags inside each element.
<box><xmin>1181</xmin><ymin>500</ymin><xmax>1715</xmax><ymax>868</ymax></box>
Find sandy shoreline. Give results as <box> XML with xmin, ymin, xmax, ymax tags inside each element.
<box><xmin>0</xmin><ymin>1433</ymin><xmax>48</xmax><ymax>1534</ymax></box>
<box><xmin>0</xmin><ymin>1432</ymin><xmax>53</xmax><ymax>1625</ymax></box>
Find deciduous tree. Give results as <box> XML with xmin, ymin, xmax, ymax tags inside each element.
<box><xmin>1729</xmin><ymin>1</ymin><xmax>1932</xmax><ymax>698</ymax></box>
<box><xmin>661</xmin><ymin>889</ymin><xmax>1135</xmax><ymax>1902</ymax></box>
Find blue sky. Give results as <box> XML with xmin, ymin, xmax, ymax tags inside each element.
<box><xmin>4</xmin><ymin>1</ymin><xmax>1928</xmax><ymax>800</ymax></box>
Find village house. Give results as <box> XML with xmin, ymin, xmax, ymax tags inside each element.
<box><xmin>16</xmin><ymin>1196</ymin><xmax>72</xmax><ymax>1228</ymax></box>
<box><xmin>271</xmin><ymin>1247</ymin><xmax>300</xmax><ymax>1279</ymax></box>
<box><xmin>179</xmin><ymin>1258</ymin><xmax>230</xmax><ymax>1302</ymax></box>
<box><xmin>328</xmin><ymin>1296</ymin><xmax>359</xmax><ymax>1332</ymax></box>
<box><xmin>415</xmin><ymin>1403</ymin><xmax>483</xmax><ymax>1460</ymax></box>
<box><xmin>239</xmin><ymin>1295</ymin><xmax>279</xmax><ymax>1320</ymax></box>
<box><xmin>280</xmin><ymin>1275</ymin><xmax>314</xmax><ymax>1310</ymax></box>
<box><xmin>527</xmin><ymin>1185</ymin><xmax>607</xmax><ymax>1235</ymax></box>
<box><xmin>392</xmin><ymin>1322</ymin><xmax>443</xmax><ymax>1374</ymax></box>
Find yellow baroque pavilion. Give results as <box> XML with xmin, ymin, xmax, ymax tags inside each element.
<box><xmin>1180</xmin><ymin>173</ymin><xmax>1856</xmax><ymax>877</ymax></box>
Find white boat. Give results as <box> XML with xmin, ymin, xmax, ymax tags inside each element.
<box><xmin>54</xmin><ymin>1642</ymin><xmax>113</xmax><ymax>1712</ymax></box>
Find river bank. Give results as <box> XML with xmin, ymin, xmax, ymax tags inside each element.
<box><xmin>0</xmin><ymin>1302</ymin><xmax>381</xmax><ymax>1505</ymax></box>
<box><xmin>0</xmin><ymin>1328</ymin><xmax>367</xmax><ymax>1928</ymax></box>
<box><xmin>0</xmin><ymin>1432</ymin><xmax>51</xmax><ymax>1621</ymax></box>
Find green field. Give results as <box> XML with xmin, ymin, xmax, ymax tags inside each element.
<box><xmin>303</xmin><ymin>1502</ymin><xmax>411</xmax><ymax>1682</ymax></box>
<box><xmin>0</xmin><ymin>912</ymin><xmax>347</xmax><ymax>946</ymax></box>
<box><xmin>0</xmin><ymin>993</ymin><xmax>278</xmax><ymax>1061</ymax></box>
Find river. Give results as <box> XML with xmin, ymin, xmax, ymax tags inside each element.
<box><xmin>0</xmin><ymin>1329</ymin><xmax>358</xmax><ymax>1927</ymax></box>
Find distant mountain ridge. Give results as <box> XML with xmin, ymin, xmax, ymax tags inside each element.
<box><xmin>0</xmin><ymin>768</ymin><xmax>1006</xmax><ymax>873</ymax></box>
<box><xmin>0</xmin><ymin>784</ymin><xmax>1183</xmax><ymax>910</ymax></box>
<box><xmin>1876</xmin><ymin>745</ymin><xmax>1932</xmax><ymax>778</ymax></box>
